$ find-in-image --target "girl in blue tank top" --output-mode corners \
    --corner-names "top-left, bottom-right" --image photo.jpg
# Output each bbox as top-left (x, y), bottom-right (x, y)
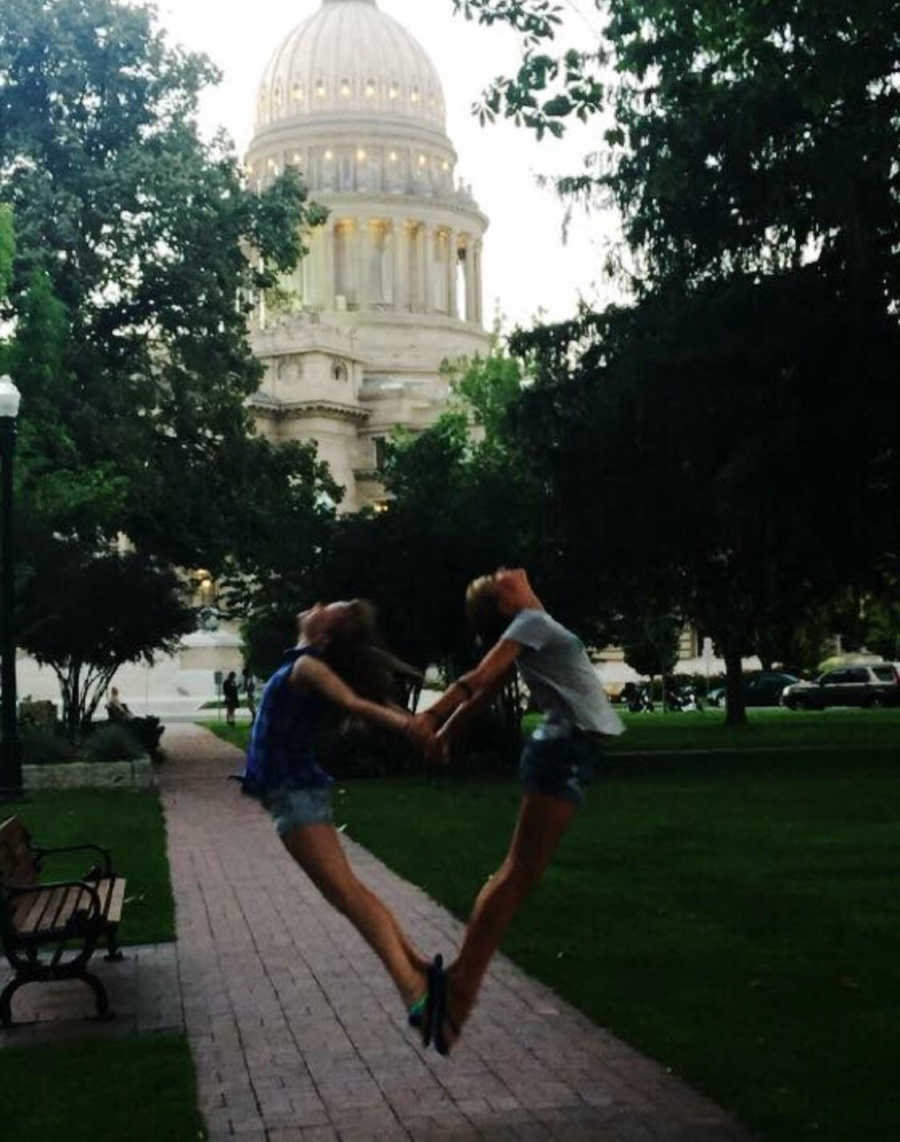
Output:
top-left (241, 599), bottom-right (443, 1047)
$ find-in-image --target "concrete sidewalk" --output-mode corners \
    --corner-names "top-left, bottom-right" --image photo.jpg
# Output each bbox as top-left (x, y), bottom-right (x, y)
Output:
top-left (159, 724), bottom-right (755, 1142)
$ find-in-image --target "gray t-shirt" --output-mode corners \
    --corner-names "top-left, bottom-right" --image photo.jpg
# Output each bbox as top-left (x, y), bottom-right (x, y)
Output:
top-left (503, 609), bottom-right (625, 737)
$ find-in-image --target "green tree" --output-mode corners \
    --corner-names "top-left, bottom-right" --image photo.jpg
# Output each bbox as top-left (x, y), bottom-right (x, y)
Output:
top-left (0, 0), bottom-right (330, 567)
top-left (19, 551), bottom-right (196, 737)
top-left (0, 205), bottom-right (12, 298)
top-left (621, 613), bottom-right (680, 701)
top-left (241, 345), bottom-right (542, 679)
top-left (0, 0), bottom-right (335, 727)
top-left (456, 0), bottom-right (900, 724)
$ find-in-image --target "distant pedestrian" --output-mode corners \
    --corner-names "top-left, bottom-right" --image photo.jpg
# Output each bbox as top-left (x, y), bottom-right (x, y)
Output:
top-left (223, 671), bottom-right (239, 726)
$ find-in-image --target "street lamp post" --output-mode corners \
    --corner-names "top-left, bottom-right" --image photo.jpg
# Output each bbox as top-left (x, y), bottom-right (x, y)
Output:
top-left (0, 375), bottom-right (23, 801)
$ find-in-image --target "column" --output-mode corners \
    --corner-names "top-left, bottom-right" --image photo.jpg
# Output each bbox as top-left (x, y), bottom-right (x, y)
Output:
top-left (392, 220), bottom-right (406, 310)
top-left (409, 223), bottom-right (422, 312)
top-left (358, 218), bottom-right (372, 310)
top-left (350, 219), bottom-right (362, 307)
top-left (463, 236), bottom-right (477, 323)
top-left (421, 224), bottom-right (435, 312)
top-left (473, 238), bottom-right (484, 325)
top-left (447, 228), bottom-right (458, 319)
top-left (321, 218), bottom-right (335, 310)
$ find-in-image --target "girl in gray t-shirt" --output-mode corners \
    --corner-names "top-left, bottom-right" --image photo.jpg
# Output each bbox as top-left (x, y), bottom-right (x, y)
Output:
top-left (414, 568), bottom-right (625, 1055)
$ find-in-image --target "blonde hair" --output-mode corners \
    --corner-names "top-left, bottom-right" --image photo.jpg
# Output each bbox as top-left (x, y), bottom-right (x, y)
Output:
top-left (465, 576), bottom-right (507, 645)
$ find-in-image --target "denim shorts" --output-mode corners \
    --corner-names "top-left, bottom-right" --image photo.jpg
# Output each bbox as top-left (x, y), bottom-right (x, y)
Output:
top-left (519, 730), bottom-right (602, 805)
top-left (263, 785), bottom-right (334, 836)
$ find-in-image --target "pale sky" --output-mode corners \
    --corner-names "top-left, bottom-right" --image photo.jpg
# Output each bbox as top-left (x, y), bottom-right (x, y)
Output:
top-left (155, 0), bottom-right (621, 330)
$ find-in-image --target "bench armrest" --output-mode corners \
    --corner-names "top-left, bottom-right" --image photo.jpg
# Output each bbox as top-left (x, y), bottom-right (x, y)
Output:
top-left (33, 845), bottom-right (114, 877)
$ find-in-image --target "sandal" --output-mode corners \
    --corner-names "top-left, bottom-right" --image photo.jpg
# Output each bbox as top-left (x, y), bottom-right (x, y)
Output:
top-left (431, 964), bottom-right (459, 1057)
top-left (408, 954), bottom-right (443, 1048)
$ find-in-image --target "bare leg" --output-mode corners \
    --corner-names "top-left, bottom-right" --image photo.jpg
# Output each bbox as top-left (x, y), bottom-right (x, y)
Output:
top-left (445, 794), bottom-right (577, 1043)
top-left (281, 823), bottom-right (428, 1007)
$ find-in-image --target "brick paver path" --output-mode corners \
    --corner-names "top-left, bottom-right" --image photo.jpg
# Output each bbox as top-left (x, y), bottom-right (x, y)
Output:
top-left (159, 723), bottom-right (754, 1142)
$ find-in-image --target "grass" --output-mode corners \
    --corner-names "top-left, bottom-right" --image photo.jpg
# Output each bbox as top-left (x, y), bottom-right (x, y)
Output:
top-left (201, 720), bottom-right (252, 752)
top-left (563, 706), bottom-right (900, 752)
top-left (2, 1034), bottom-right (203, 1141)
top-left (209, 707), bottom-right (900, 758)
top-left (0, 790), bottom-right (175, 945)
top-left (0, 794), bottom-right (193, 1138)
top-left (336, 750), bottom-right (900, 1142)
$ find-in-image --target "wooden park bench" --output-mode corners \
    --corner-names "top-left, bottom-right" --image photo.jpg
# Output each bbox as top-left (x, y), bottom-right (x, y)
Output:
top-left (0, 816), bottom-right (127, 1027)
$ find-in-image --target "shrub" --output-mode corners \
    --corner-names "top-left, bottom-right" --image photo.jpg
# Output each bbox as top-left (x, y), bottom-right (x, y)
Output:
top-left (20, 725), bottom-right (77, 766)
top-left (81, 723), bottom-right (145, 763)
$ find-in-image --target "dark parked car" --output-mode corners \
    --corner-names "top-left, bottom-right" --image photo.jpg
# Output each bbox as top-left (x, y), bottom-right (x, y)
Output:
top-left (706, 672), bottom-right (799, 708)
top-left (781, 664), bottom-right (900, 710)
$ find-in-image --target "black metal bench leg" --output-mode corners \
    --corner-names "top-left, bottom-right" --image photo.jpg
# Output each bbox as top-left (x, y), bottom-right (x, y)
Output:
top-left (83, 971), bottom-right (113, 1021)
top-left (104, 923), bottom-right (123, 963)
top-left (1, 975), bottom-right (24, 1028)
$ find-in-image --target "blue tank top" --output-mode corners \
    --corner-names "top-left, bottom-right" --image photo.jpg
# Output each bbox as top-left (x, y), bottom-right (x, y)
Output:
top-left (243, 647), bottom-right (333, 792)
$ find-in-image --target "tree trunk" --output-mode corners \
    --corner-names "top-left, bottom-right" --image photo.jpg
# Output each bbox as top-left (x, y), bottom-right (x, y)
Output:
top-left (724, 650), bottom-right (747, 727)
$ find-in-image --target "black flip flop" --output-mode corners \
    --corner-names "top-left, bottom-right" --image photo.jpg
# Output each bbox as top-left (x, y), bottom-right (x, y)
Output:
top-left (430, 956), bottom-right (457, 1056)
top-left (408, 955), bottom-right (443, 1048)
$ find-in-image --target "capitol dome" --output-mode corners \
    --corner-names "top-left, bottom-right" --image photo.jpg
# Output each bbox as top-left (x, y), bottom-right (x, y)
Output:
top-left (247, 0), bottom-right (490, 514)
top-left (255, 0), bottom-right (446, 137)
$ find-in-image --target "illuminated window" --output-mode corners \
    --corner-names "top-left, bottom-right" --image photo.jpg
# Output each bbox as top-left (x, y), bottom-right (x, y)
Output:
top-left (411, 87), bottom-right (420, 103)
top-left (341, 79), bottom-right (351, 96)
top-left (365, 80), bottom-right (376, 97)
top-left (316, 80), bottom-right (326, 97)
top-left (357, 148), bottom-right (367, 161)
top-left (389, 83), bottom-right (399, 100)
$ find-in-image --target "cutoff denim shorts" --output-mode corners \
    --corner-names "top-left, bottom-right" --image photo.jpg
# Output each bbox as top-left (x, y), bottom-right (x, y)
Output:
top-left (519, 726), bottom-right (603, 805)
top-left (263, 784), bottom-right (334, 836)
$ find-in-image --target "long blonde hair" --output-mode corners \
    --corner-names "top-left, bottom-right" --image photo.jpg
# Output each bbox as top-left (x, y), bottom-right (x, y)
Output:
top-left (323, 600), bottom-right (419, 704)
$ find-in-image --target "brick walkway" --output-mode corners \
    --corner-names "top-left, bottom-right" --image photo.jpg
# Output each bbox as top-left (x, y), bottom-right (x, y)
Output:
top-left (158, 724), bottom-right (755, 1142)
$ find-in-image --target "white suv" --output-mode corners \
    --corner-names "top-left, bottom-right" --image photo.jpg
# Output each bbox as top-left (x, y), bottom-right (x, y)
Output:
top-left (782, 664), bottom-right (900, 710)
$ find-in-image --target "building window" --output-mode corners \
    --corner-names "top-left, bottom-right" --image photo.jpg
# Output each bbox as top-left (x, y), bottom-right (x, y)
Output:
top-left (374, 437), bottom-right (389, 471)
top-left (332, 360), bottom-right (348, 383)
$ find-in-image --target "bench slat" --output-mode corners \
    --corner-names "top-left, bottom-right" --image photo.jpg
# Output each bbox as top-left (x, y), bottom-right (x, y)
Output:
top-left (19, 886), bottom-right (68, 935)
top-left (101, 878), bottom-right (127, 925)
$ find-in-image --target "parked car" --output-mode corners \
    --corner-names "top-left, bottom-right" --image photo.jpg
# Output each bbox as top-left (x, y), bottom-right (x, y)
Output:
top-left (706, 673), bottom-right (799, 708)
top-left (781, 664), bottom-right (900, 710)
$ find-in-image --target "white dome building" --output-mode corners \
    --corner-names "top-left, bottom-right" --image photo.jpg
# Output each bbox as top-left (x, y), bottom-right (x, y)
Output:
top-left (247, 0), bottom-right (490, 510)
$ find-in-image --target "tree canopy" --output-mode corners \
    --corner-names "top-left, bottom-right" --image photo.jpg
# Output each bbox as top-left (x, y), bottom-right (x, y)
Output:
top-left (454, 0), bottom-right (900, 722)
top-left (0, 0), bottom-right (334, 728)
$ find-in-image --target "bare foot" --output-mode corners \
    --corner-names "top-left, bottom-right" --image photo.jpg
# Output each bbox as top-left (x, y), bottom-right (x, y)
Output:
top-left (402, 965), bottom-right (429, 1012)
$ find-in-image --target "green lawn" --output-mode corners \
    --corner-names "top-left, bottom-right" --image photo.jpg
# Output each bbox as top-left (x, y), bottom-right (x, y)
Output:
top-left (0, 793), bottom-right (192, 1138)
top-left (210, 707), bottom-right (900, 757)
top-left (607, 707), bottom-right (900, 752)
top-left (0, 790), bottom-right (175, 945)
top-left (336, 753), bottom-right (900, 1142)
top-left (3, 1034), bottom-right (203, 1141)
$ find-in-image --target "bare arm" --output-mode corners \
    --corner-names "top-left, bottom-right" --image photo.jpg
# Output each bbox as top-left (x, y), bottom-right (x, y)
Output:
top-left (292, 655), bottom-right (416, 739)
top-left (416, 639), bottom-right (524, 757)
